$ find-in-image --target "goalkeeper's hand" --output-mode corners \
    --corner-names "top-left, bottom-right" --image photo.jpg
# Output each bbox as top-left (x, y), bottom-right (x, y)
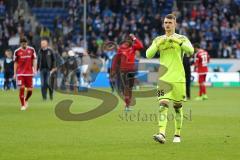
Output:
top-left (154, 37), bottom-right (166, 48)
top-left (167, 37), bottom-right (183, 45)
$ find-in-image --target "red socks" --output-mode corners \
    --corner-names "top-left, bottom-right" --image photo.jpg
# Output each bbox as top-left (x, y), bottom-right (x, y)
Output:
top-left (125, 96), bottom-right (130, 107)
top-left (19, 87), bottom-right (25, 106)
top-left (199, 84), bottom-right (206, 96)
top-left (25, 90), bottom-right (32, 101)
top-left (19, 88), bottom-right (33, 106)
top-left (202, 85), bottom-right (206, 95)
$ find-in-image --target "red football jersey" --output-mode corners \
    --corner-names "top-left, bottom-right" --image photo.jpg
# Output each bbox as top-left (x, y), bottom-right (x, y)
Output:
top-left (112, 38), bottom-right (143, 71)
top-left (194, 49), bottom-right (210, 74)
top-left (13, 46), bottom-right (37, 76)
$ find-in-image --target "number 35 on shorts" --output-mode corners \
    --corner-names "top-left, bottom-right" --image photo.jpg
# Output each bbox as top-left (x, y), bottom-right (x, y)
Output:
top-left (157, 90), bottom-right (165, 97)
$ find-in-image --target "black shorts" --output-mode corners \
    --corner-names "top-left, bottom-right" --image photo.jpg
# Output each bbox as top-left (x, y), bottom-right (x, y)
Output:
top-left (4, 72), bottom-right (14, 79)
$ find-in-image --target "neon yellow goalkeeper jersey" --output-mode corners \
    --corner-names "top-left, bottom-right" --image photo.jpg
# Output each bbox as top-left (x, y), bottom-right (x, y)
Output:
top-left (146, 33), bottom-right (194, 83)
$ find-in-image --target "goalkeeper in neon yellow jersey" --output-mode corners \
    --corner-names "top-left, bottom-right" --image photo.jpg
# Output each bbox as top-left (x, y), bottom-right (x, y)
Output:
top-left (146, 14), bottom-right (194, 144)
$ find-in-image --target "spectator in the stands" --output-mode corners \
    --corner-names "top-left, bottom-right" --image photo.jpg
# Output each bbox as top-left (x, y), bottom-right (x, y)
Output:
top-left (8, 32), bottom-right (20, 51)
top-left (234, 41), bottom-right (240, 59)
top-left (221, 43), bottom-right (232, 58)
top-left (40, 26), bottom-right (50, 38)
top-left (1, 0), bottom-right (239, 59)
top-left (0, 0), bottom-right (5, 20)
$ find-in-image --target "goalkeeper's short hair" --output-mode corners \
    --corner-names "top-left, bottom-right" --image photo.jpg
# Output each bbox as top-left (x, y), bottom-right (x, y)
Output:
top-left (165, 14), bottom-right (176, 20)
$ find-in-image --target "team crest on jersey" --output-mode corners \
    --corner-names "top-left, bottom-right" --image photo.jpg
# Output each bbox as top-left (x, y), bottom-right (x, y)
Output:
top-left (27, 50), bottom-right (31, 54)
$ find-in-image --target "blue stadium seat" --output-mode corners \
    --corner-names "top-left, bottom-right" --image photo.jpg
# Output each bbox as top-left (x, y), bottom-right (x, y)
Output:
top-left (31, 7), bottom-right (68, 31)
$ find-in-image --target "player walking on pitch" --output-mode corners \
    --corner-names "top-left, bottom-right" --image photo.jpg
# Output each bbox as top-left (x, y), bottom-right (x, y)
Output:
top-left (194, 43), bottom-right (210, 100)
top-left (146, 14), bottom-right (194, 143)
top-left (111, 34), bottom-right (143, 111)
top-left (14, 37), bottom-right (37, 111)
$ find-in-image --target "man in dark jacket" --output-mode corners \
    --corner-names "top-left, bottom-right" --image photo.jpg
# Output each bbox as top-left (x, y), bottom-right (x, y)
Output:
top-left (37, 38), bottom-right (56, 100)
top-left (183, 55), bottom-right (191, 99)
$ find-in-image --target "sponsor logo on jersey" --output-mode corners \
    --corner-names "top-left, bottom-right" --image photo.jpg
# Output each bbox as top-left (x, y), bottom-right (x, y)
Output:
top-left (20, 55), bottom-right (32, 58)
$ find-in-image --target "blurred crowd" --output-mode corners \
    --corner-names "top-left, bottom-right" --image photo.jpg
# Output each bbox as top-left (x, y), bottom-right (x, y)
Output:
top-left (57, 0), bottom-right (240, 58)
top-left (175, 0), bottom-right (240, 58)
top-left (0, 0), bottom-right (240, 59)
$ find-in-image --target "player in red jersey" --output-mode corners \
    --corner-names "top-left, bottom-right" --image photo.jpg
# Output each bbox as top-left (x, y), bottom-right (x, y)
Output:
top-left (193, 43), bottom-right (210, 100)
top-left (13, 37), bottom-right (37, 110)
top-left (111, 34), bottom-right (143, 111)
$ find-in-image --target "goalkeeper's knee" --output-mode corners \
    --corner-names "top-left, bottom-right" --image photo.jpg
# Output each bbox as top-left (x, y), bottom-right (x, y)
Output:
top-left (159, 99), bottom-right (169, 107)
top-left (173, 103), bottom-right (182, 113)
top-left (159, 100), bottom-right (169, 113)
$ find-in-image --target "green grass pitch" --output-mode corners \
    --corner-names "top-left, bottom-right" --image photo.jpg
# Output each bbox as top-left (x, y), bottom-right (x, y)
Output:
top-left (0, 87), bottom-right (240, 160)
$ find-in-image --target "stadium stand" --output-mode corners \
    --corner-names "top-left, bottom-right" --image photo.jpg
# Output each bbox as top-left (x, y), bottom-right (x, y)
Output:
top-left (0, 0), bottom-right (239, 59)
